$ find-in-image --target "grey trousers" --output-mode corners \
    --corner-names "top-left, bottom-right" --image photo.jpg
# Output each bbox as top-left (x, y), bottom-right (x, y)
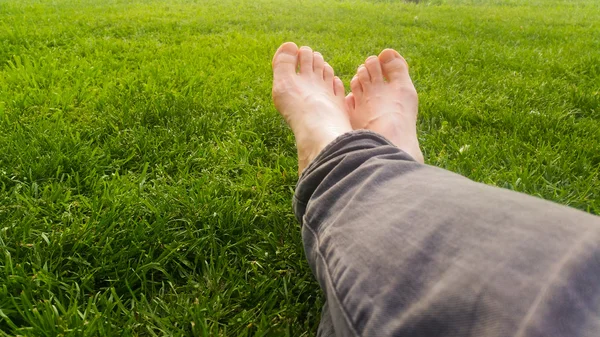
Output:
top-left (293, 131), bottom-right (600, 337)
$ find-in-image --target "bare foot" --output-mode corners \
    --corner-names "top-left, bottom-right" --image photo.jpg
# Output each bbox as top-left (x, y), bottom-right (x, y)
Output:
top-left (346, 49), bottom-right (424, 163)
top-left (272, 42), bottom-right (352, 174)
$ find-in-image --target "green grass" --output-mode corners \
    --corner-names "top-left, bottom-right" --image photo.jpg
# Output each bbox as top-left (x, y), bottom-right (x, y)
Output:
top-left (0, 0), bottom-right (599, 335)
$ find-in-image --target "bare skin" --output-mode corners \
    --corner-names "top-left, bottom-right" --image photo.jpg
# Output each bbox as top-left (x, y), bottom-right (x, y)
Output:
top-left (346, 50), bottom-right (424, 163)
top-left (272, 43), bottom-right (423, 174)
top-left (272, 42), bottom-right (351, 174)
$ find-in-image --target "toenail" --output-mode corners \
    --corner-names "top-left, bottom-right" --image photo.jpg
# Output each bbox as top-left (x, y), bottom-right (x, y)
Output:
top-left (381, 53), bottom-right (400, 64)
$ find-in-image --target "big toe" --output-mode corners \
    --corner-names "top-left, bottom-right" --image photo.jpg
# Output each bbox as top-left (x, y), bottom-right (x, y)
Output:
top-left (273, 42), bottom-right (299, 77)
top-left (378, 49), bottom-right (409, 82)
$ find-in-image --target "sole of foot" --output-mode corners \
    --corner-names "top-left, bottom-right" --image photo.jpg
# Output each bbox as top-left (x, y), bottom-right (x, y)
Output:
top-left (346, 49), bottom-right (424, 164)
top-left (272, 42), bottom-right (353, 174)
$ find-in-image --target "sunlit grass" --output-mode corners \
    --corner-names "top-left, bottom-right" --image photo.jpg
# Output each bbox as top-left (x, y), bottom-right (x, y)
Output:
top-left (1, 0), bottom-right (599, 335)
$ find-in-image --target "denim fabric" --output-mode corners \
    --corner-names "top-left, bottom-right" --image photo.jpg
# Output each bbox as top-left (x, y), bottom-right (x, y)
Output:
top-left (294, 130), bottom-right (600, 337)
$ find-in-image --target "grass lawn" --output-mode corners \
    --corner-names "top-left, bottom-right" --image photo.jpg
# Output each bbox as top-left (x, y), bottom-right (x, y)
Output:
top-left (1, 0), bottom-right (599, 335)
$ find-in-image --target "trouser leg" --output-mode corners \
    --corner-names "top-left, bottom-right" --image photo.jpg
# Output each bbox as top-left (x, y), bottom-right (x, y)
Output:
top-left (316, 301), bottom-right (336, 337)
top-left (294, 130), bottom-right (600, 337)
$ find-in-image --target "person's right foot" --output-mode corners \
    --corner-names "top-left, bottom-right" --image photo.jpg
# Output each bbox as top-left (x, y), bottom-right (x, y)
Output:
top-left (272, 42), bottom-right (352, 174)
top-left (346, 49), bottom-right (424, 163)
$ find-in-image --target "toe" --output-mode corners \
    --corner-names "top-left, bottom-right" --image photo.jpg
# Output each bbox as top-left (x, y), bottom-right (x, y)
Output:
top-left (323, 62), bottom-right (334, 84)
top-left (350, 75), bottom-right (363, 98)
top-left (345, 92), bottom-right (355, 112)
top-left (313, 52), bottom-right (325, 75)
top-left (334, 76), bottom-right (345, 97)
top-left (378, 48), bottom-right (409, 82)
top-left (299, 46), bottom-right (314, 75)
top-left (365, 55), bottom-right (384, 83)
top-left (357, 64), bottom-right (371, 88)
top-left (272, 42), bottom-right (299, 76)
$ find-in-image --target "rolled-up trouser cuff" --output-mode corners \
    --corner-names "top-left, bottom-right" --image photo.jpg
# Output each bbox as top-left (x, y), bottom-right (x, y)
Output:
top-left (293, 130), bottom-right (415, 224)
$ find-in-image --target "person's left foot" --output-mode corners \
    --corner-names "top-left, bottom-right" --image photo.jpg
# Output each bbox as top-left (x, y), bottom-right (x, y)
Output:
top-left (345, 50), bottom-right (424, 163)
top-left (272, 42), bottom-right (352, 174)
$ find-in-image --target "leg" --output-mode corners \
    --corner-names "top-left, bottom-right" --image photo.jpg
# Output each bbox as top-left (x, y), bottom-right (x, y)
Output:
top-left (272, 43), bottom-right (600, 336)
top-left (295, 130), bottom-right (600, 337)
top-left (316, 301), bottom-right (336, 337)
